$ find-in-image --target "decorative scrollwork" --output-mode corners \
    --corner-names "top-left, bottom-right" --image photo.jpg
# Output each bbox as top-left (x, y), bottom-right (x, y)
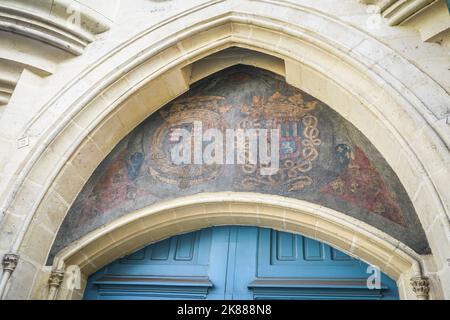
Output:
top-left (410, 276), bottom-right (430, 300)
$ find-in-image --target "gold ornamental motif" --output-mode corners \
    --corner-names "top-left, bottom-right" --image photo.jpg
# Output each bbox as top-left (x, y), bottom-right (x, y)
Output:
top-left (239, 92), bottom-right (322, 191)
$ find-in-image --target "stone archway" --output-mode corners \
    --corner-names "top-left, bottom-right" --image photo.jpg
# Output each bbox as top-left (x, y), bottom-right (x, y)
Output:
top-left (48, 193), bottom-right (422, 300)
top-left (0, 1), bottom-right (448, 299)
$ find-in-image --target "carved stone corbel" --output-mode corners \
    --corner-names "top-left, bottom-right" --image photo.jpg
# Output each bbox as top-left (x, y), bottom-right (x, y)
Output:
top-left (49, 270), bottom-right (65, 288)
top-left (410, 276), bottom-right (430, 300)
top-left (2, 254), bottom-right (19, 273)
top-left (47, 269), bottom-right (65, 300)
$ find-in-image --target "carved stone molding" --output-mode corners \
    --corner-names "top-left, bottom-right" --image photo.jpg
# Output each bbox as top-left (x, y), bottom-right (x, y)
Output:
top-left (0, 0), bottom-right (112, 55)
top-left (1, 253), bottom-right (19, 273)
top-left (47, 269), bottom-right (66, 300)
top-left (48, 269), bottom-right (65, 289)
top-left (410, 276), bottom-right (430, 300)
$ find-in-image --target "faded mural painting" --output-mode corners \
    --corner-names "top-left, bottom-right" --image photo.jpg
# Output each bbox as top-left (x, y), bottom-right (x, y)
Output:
top-left (49, 66), bottom-right (429, 260)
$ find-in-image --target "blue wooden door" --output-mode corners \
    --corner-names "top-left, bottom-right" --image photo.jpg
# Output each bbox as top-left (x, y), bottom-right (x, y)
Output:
top-left (84, 226), bottom-right (398, 300)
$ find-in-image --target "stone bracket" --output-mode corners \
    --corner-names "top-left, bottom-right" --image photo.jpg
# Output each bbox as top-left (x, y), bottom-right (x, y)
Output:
top-left (47, 269), bottom-right (65, 300)
top-left (410, 275), bottom-right (430, 300)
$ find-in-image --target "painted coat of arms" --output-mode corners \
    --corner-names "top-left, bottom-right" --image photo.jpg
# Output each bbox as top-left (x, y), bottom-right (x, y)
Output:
top-left (238, 91), bottom-right (321, 191)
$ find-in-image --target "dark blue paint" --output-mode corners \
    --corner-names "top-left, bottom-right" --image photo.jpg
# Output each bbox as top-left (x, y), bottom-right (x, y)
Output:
top-left (126, 152), bottom-right (144, 180)
top-left (84, 226), bottom-right (399, 300)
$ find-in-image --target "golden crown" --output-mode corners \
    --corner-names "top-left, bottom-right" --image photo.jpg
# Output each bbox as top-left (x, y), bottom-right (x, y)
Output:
top-left (241, 92), bottom-right (318, 119)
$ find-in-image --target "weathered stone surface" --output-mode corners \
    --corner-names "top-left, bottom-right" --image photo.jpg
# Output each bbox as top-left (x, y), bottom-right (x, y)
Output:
top-left (50, 66), bottom-right (429, 261)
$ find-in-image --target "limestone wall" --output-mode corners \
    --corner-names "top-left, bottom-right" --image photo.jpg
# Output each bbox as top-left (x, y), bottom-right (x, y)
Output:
top-left (0, 0), bottom-right (448, 299)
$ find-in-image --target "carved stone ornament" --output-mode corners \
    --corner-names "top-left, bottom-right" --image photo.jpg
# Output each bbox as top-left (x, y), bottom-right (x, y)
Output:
top-left (48, 270), bottom-right (65, 289)
top-left (410, 276), bottom-right (430, 300)
top-left (2, 254), bottom-right (19, 273)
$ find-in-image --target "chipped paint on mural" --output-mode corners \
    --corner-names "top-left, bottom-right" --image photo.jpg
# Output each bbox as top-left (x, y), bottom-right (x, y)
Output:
top-left (50, 66), bottom-right (429, 259)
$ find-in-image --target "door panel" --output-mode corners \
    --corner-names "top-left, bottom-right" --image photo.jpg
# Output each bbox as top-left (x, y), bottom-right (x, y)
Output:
top-left (84, 226), bottom-right (399, 300)
top-left (259, 229), bottom-right (367, 278)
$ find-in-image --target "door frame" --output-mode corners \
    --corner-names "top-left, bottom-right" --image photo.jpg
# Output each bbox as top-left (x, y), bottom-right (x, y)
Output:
top-left (48, 192), bottom-right (424, 300)
top-left (83, 226), bottom-right (400, 300)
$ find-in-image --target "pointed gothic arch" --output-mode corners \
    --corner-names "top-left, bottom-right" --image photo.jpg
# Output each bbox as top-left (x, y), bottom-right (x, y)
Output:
top-left (1, 2), bottom-right (448, 299)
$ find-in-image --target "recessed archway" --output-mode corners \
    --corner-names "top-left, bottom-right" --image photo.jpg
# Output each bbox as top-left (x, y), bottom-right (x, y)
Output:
top-left (1, 2), bottom-right (448, 299)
